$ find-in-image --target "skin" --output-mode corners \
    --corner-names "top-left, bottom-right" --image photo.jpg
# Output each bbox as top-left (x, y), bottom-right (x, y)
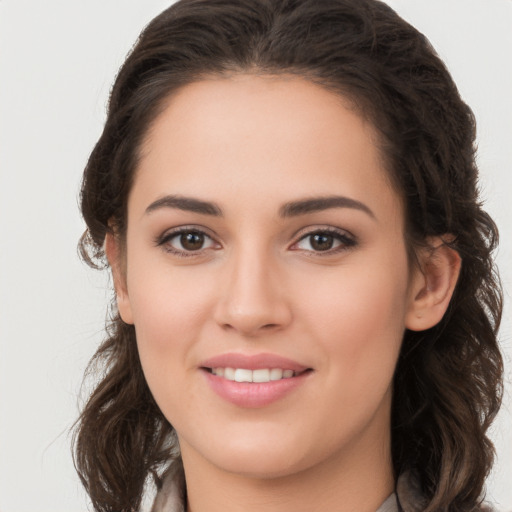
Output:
top-left (107, 74), bottom-right (460, 512)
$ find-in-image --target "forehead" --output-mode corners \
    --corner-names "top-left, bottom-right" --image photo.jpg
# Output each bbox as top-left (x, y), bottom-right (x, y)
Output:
top-left (142, 74), bottom-right (376, 166)
top-left (134, 74), bottom-right (402, 224)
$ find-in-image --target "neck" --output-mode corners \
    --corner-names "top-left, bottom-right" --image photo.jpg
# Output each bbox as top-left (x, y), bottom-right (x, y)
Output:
top-left (181, 422), bottom-right (394, 512)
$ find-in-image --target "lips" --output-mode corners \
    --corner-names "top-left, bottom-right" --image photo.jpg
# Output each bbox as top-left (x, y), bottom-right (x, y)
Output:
top-left (201, 352), bottom-right (309, 372)
top-left (200, 353), bottom-right (313, 408)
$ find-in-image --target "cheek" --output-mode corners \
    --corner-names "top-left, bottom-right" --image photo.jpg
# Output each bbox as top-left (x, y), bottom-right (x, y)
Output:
top-left (125, 260), bottom-right (216, 378)
top-left (127, 274), bottom-right (213, 427)
top-left (297, 250), bottom-right (410, 390)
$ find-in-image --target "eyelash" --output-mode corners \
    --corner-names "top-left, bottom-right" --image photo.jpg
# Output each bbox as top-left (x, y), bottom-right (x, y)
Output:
top-left (291, 227), bottom-right (357, 255)
top-left (155, 226), bottom-right (219, 258)
top-left (155, 226), bottom-right (357, 258)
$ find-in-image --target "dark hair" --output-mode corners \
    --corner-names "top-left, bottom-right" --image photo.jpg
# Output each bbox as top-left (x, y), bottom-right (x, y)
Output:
top-left (75, 1), bottom-right (503, 511)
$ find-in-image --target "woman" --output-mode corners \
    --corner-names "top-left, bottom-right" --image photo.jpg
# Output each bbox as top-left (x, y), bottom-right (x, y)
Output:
top-left (74, 0), bottom-right (503, 511)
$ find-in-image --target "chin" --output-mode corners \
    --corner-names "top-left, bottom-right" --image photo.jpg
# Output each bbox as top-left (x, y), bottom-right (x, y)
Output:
top-left (182, 425), bottom-right (344, 481)
top-left (209, 448), bottom-right (307, 480)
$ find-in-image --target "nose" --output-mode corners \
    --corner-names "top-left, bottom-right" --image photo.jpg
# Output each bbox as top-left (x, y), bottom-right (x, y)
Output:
top-left (213, 249), bottom-right (293, 337)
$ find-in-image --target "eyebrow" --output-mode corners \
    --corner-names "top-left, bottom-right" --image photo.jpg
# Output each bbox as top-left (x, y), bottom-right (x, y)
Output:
top-left (145, 195), bottom-right (223, 216)
top-left (279, 196), bottom-right (375, 219)
top-left (144, 194), bottom-right (375, 219)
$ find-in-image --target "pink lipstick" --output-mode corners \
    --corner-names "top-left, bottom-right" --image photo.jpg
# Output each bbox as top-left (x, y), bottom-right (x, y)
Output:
top-left (200, 353), bottom-right (312, 408)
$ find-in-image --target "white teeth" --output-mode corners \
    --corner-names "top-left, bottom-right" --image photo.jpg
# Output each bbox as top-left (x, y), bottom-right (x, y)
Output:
top-left (270, 368), bottom-right (283, 381)
top-left (252, 369), bottom-right (270, 383)
top-left (211, 367), bottom-right (296, 383)
top-left (224, 367), bottom-right (236, 380)
top-left (234, 368), bottom-right (253, 382)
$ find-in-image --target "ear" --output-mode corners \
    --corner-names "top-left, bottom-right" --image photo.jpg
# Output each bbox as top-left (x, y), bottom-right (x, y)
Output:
top-left (405, 237), bottom-right (461, 332)
top-left (104, 232), bottom-right (134, 325)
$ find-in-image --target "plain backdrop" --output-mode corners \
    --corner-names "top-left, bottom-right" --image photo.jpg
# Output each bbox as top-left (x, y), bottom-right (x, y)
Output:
top-left (0, 1), bottom-right (511, 511)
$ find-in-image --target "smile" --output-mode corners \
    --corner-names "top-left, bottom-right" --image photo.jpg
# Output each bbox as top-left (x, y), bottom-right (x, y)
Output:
top-left (200, 353), bottom-right (313, 407)
top-left (209, 367), bottom-right (296, 382)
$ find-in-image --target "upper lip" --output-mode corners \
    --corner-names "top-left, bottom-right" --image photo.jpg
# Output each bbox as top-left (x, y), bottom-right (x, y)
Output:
top-left (200, 353), bottom-right (311, 372)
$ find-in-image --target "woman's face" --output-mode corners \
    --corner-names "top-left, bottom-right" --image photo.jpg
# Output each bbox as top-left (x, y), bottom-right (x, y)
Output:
top-left (114, 75), bottom-right (423, 479)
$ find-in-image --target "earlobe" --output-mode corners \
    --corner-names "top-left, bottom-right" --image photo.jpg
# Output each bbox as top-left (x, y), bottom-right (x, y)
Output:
top-left (405, 237), bottom-right (461, 332)
top-left (104, 232), bottom-right (134, 325)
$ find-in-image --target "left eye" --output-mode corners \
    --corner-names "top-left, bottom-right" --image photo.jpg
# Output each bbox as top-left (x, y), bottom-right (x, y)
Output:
top-left (162, 230), bottom-right (217, 253)
top-left (293, 230), bottom-right (355, 252)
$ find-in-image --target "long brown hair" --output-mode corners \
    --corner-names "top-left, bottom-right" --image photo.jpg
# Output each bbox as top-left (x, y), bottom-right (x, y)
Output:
top-left (74, 1), bottom-right (503, 510)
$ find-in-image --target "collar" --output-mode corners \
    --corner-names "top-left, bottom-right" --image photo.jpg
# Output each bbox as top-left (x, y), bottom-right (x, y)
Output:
top-left (150, 464), bottom-right (423, 512)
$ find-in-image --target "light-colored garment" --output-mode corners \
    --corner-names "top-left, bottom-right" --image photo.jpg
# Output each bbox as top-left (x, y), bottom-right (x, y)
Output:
top-left (150, 462), bottom-right (185, 512)
top-left (150, 462), bottom-right (426, 512)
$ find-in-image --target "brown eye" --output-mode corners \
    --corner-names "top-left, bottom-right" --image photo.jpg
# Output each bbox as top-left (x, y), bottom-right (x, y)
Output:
top-left (310, 233), bottom-right (334, 251)
top-left (180, 232), bottom-right (205, 251)
top-left (158, 228), bottom-right (217, 255)
top-left (292, 229), bottom-right (356, 254)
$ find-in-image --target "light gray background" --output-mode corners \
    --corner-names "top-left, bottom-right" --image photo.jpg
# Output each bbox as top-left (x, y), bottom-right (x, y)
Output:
top-left (0, 1), bottom-right (510, 511)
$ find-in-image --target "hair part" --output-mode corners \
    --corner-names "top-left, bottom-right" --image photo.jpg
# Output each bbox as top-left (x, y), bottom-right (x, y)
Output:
top-left (75, 1), bottom-right (503, 510)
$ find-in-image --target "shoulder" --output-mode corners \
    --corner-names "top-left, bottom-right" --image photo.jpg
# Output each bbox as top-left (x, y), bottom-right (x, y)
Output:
top-left (397, 472), bottom-right (499, 512)
top-left (151, 461), bottom-right (186, 512)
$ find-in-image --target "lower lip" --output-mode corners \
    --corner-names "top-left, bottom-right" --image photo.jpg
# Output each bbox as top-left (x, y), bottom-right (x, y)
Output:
top-left (203, 370), bottom-right (311, 408)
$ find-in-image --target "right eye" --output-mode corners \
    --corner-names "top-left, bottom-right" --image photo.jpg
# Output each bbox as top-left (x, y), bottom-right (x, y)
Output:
top-left (157, 228), bottom-right (218, 257)
top-left (290, 227), bottom-right (357, 255)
